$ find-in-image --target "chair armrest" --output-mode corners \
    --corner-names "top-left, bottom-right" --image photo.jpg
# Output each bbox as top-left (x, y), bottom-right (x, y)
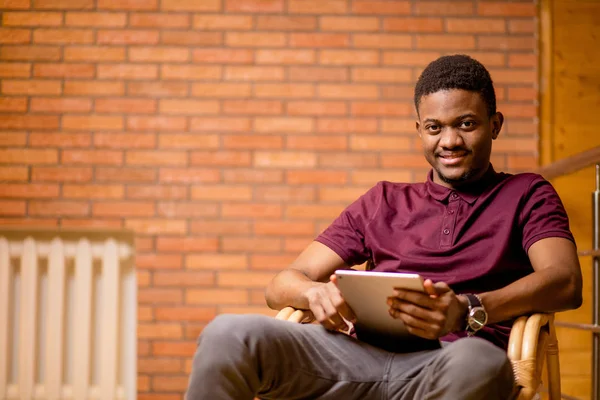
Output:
top-left (275, 306), bottom-right (313, 323)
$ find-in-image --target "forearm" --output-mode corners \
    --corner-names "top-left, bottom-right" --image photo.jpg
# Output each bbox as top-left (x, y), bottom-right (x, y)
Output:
top-left (265, 269), bottom-right (324, 311)
top-left (479, 267), bottom-right (582, 324)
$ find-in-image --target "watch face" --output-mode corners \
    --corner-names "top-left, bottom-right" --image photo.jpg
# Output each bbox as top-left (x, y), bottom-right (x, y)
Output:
top-left (468, 307), bottom-right (487, 330)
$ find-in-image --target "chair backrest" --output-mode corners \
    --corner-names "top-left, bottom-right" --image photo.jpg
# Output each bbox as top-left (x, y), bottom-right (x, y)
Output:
top-left (0, 228), bottom-right (137, 400)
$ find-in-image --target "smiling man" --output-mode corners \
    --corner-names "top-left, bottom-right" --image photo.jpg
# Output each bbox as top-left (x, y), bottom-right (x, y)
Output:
top-left (185, 55), bottom-right (582, 400)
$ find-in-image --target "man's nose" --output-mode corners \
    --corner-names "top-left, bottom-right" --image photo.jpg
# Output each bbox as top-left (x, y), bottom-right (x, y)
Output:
top-left (439, 128), bottom-right (465, 149)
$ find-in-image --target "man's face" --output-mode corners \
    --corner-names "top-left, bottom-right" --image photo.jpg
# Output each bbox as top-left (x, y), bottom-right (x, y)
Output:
top-left (416, 89), bottom-right (503, 189)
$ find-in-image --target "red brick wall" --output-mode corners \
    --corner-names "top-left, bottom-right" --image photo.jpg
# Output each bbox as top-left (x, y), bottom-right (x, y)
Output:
top-left (0, 0), bottom-right (537, 397)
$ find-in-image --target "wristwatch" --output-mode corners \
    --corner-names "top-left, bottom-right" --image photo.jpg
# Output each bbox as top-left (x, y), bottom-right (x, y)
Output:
top-left (464, 294), bottom-right (487, 336)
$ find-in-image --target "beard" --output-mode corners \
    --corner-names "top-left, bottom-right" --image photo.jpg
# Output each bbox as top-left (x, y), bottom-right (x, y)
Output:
top-left (435, 166), bottom-right (481, 186)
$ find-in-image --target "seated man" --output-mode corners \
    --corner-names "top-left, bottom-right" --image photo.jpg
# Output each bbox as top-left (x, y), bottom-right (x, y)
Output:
top-left (185, 55), bottom-right (582, 400)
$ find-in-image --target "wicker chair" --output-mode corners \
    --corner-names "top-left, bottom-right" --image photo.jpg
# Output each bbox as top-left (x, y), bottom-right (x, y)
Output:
top-left (275, 307), bottom-right (561, 400)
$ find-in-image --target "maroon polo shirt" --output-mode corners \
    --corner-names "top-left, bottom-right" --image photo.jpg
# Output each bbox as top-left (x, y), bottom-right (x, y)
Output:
top-left (316, 166), bottom-right (574, 349)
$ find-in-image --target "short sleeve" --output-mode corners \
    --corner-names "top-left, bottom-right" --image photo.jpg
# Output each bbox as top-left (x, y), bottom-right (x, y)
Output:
top-left (520, 176), bottom-right (575, 252)
top-left (315, 182), bottom-right (383, 266)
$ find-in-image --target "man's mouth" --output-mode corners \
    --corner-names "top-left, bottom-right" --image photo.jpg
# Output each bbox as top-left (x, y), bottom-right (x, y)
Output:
top-left (438, 152), bottom-right (468, 166)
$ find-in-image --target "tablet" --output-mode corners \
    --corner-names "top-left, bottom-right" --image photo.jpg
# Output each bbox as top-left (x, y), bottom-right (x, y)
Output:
top-left (335, 269), bottom-right (426, 337)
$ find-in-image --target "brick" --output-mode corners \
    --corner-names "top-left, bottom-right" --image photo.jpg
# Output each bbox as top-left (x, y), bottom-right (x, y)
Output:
top-left (417, 35), bottom-right (475, 50)
top-left (254, 186), bottom-right (316, 202)
top-left (254, 117), bottom-right (313, 133)
top-left (29, 201), bottom-right (89, 216)
top-left (352, 68), bottom-right (411, 83)
top-left (151, 341), bottom-right (196, 357)
top-left (509, 53), bottom-right (536, 68)
top-left (350, 135), bottom-right (411, 151)
top-left (157, 202), bottom-right (218, 218)
top-left (0, 132), bottom-right (27, 146)
top-left (158, 99), bottom-right (219, 116)
top-left (29, 132), bottom-right (91, 147)
top-left (0, 167), bottom-right (27, 181)
top-left (509, 19), bottom-right (534, 34)
top-left (317, 84), bottom-right (377, 99)
top-left (384, 17), bottom-right (443, 32)
top-left (30, 97), bottom-right (92, 113)
top-left (155, 306), bottom-right (216, 321)
top-left (223, 135), bottom-right (283, 150)
top-left (125, 219), bottom-right (186, 235)
top-left (0, 149), bottom-right (57, 164)
top-left (161, 0), bottom-right (220, 11)
top-left (31, 166), bottom-right (92, 182)
top-left (352, 169), bottom-right (412, 184)
top-left (491, 137), bottom-right (537, 153)
top-left (0, 115), bottom-right (59, 130)
top-left (508, 87), bottom-right (536, 102)
top-left (0, 0), bottom-right (30, 9)
top-left (0, 97), bottom-right (27, 112)
top-left (381, 85), bottom-right (414, 100)
top-left (289, 0), bottom-right (346, 14)
top-left (191, 220), bottom-right (251, 235)
top-left (2, 79), bottom-right (61, 95)
top-left (284, 237), bottom-right (313, 253)
top-left (0, 62), bottom-right (31, 78)
top-left (223, 100), bottom-right (282, 115)
top-left (64, 81), bottom-right (125, 96)
top-left (93, 201), bottom-right (154, 217)
top-left (157, 134), bottom-right (219, 150)
top-left (64, 46), bottom-right (125, 62)
top-left (256, 49), bottom-right (315, 65)
top-left (286, 204), bottom-right (345, 219)
top-left (254, 220), bottom-right (314, 236)
top-left (250, 254), bottom-right (296, 270)
top-left (60, 217), bottom-right (122, 228)
top-left (159, 167), bottom-right (219, 183)
top-left (289, 33), bottom-right (349, 48)
top-left (187, 288), bottom-right (249, 305)
top-left (137, 358), bottom-right (182, 374)
top-left (287, 135), bottom-right (347, 151)
top-left (353, 33), bottom-right (412, 49)
top-left (490, 69), bottom-right (535, 85)
top-left (0, 218), bottom-right (58, 227)
top-left (287, 101), bottom-right (346, 116)
top-left (161, 31), bottom-right (222, 46)
top-left (217, 271), bottom-right (275, 288)
top-left (352, 0), bottom-right (410, 14)
top-left (65, 12), bottom-right (126, 27)
top-left (414, 1), bottom-right (473, 15)
top-left (287, 170), bottom-right (348, 185)
top-left (137, 253), bottom-right (182, 270)
top-left (63, 115), bottom-right (123, 131)
top-left (318, 186), bottom-right (370, 203)
top-left (127, 82), bottom-right (187, 97)
top-left (96, 167), bottom-right (155, 182)
top-left (478, 2), bottom-right (535, 17)
top-left (138, 289), bottom-right (182, 305)
top-left (382, 51), bottom-right (442, 66)
top-left (153, 271), bottom-right (214, 287)
top-left (221, 203), bottom-right (282, 219)
top-left (496, 103), bottom-right (535, 118)
top-left (0, 45), bottom-right (60, 61)
top-left (97, 0), bottom-right (157, 10)
top-left (321, 16), bottom-right (379, 32)
top-left (193, 48), bottom-right (253, 64)
top-left (254, 151), bottom-right (317, 168)
top-left (317, 118), bottom-right (377, 134)
top-left (97, 29), bottom-right (159, 45)
top-left (221, 237), bottom-right (281, 253)
top-left (191, 83), bottom-right (251, 98)
top-left (322, 50), bottom-right (379, 66)
top-left (62, 150), bottom-right (123, 165)
top-left (0, 28), bottom-right (31, 44)
top-left (256, 16), bottom-right (316, 31)
top-left (126, 185), bottom-right (187, 200)
top-left (190, 184), bottom-right (252, 201)
top-left (127, 116), bottom-right (186, 131)
top-left (0, 200), bottom-right (26, 216)
top-left (225, 66), bottom-right (285, 81)
top-left (128, 47), bottom-right (189, 63)
top-left (129, 12), bottom-right (190, 28)
top-left (318, 152), bottom-right (378, 168)
top-left (35, 0), bottom-right (93, 8)
top-left (63, 184), bottom-right (124, 199)
top-left (156, 237), bottom-right (218, 253)
top-left (138, 375), bottom-right (150, 391)
top-left (3, 12), bottom-right (62, 26)
top-left (226, 32), bottom-right (286, 48)
top-left (161, 65), bottom-right (221, 81)
top-left (95, 98), bottom-right (156, 114)
top-left (352, 101), bottom-right (412, 117)
top-left (190, 117), bottom-right (250, 132)
top-left (224, 169), bottom-right (283, 184)
top-left (508, 155), bottom-right (537, 170)
top-left (126, 151), bottom-right (187, 167)
top-left (137, 269), bottom-right (152, 286)
top-left (98, 64), bottom-right (159, 80)
top-left (193, 14), bottom-right (252, 30)
top-left (289, 66), bottom-right (349, 83)
top-left (478, 36), bottom-right (534, 51)
top-left (446, 18), bottom-right (506, 33)
top-left (138, 323), bottom-right (183, 341)
top-left (381, 153), bottom-right (429, 169)
top-left (33, 28), bottom-right (93, 44)
top-left (152, 376), bottom-right (189, 392)
top-left (190, 151), bottom-right (251, 167)
top-left (225, 0), bottom-right (283, 12)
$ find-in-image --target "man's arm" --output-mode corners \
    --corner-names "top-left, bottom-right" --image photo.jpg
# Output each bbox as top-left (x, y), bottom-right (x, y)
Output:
top-left (479, 236), bottom-right (583, 324)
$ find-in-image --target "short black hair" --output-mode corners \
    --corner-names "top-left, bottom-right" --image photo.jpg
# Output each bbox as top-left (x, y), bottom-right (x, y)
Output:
top-left (414, 54), bottom-right (496, 116)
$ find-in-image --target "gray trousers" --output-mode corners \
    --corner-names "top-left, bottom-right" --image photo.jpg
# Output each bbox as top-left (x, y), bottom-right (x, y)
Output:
top-left (186, 314), bottom-right (517, 400)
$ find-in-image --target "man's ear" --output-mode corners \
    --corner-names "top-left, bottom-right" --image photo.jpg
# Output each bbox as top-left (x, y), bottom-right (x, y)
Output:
top-left (490, 112), bottom-right (504, 140)
top-left (416, 120), bottom-right (421, 138)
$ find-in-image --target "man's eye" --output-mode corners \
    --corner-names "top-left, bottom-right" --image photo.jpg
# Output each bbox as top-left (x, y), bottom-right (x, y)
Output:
top-left (427, 125), bottom-right (440, 132)
top-left (460, 121), bottom-right (475, 128)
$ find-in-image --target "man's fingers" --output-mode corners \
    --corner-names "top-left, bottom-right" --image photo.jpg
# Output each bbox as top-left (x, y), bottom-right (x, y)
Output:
top-left (389, 309), bottom-right (440, 339)
top-left (392, 289), bottom-right (437, 309)
top-left (432, 281), bottom-right (451, 293)
top-left (387, 298), bottom-right (435, 321)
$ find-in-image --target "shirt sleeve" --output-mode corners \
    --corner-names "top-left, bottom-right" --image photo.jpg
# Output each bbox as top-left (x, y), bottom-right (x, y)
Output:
top-left (520, 175), bottom-right (575, 252)
top-left (315, 182), bottom-right (383, 266)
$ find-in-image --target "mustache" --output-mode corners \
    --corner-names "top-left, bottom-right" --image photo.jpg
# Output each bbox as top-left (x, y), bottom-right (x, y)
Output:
top-left (436, 150), bottom-right (470, 157)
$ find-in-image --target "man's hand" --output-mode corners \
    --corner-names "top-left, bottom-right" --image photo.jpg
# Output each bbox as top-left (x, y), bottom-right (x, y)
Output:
top-left (304, 275), bottom-right (356, 331)
top-left (386, 279), bottom-right (468, 340)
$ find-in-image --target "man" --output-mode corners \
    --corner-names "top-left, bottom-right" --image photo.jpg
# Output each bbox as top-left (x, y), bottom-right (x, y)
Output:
top-left (186, 55), bottom-right (582, 399)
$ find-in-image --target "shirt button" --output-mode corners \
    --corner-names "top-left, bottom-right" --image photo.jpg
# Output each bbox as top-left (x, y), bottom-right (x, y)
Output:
top-left (443, 229), bottom-right (450, 235)
top-left (448, 210), bottom-right (454, 214)
top-left (451, 193), bottom-right (458, 199)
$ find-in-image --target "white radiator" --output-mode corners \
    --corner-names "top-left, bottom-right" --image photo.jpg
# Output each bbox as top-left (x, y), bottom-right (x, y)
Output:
top-left (0, 229), bottom-right (136, 400)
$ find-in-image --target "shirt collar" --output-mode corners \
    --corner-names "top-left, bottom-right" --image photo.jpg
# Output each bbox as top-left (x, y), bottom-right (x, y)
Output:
top-left (425, 165), bottom-right (499, 205)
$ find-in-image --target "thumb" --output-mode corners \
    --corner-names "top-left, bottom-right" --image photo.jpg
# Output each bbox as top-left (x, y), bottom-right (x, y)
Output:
top-left (423, 279), bottom-right (438, 297)
top-left (432, 281), bottom-right (451, 294)
top-left (330, 274), bottom-right (338, 286)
